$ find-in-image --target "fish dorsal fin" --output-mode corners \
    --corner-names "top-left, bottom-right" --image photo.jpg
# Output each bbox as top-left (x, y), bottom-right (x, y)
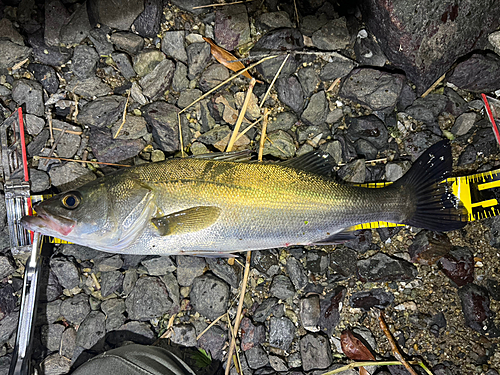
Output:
top-left (281, 151), bottom-right (335, 177)
top-left (152, 206), bottom-right (221, 236)
top-left (190, 150), bottom-right (254, 162)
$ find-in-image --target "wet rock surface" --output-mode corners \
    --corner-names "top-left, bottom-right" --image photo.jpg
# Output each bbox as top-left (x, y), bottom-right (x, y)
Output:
top-left (0, 1), bottom-right (499, 374)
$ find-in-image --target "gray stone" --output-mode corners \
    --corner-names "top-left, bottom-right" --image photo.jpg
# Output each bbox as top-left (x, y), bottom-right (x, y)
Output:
top-left (12, 79), bottom-right (44, 116)
top-left (197, 125), bottom-right (232, 145)
top-left (107, 321), bottom-right (155, 345)
top-left (320, 57), bottom-right (356, 81)
top-left (96, 255), bottom-right (123, 272)
top-left (60, 3), bottom-right (91, 45)
top-left (111, 115), bottom-right (148, 140)
top-left (60, 327), bottom-right (77, 359)
top-left (0, 40), bottom-right (31, 71)
top-left (110, 32), bottom-right (145, 55)
top-left (0, 256), bottom-right (15, 280)
top-left (48, 162), bottom-right (96, 190)
top-left (101, 298), bottom-right (126, 331)
top-left (269, 317), bottom-right (294, 350)
top-left (76, 311), bottom-right (106, 349)
top-left (340, 68), bottom-right (404, 113)
top-left (269, 355), bottom-right (288, 372)
top-left (141, 256), bottom-right (176, 276)
top-left (160, 272), bottom-right (180, 306)
top-left (142, 101), bottom-right (180, 153)
top-left (300, 295), bottom-right (321, 332)
top-left (176, 256), bottom-right (206, 287)
top-left (161, 31), bottom-right (187, 63)
top-left (253, 297), bottom-right (278, 323)
top-left (197, 325), bottom-right (227, 361)
top-left (403, 131), bottom-right (442, 162)
top-left (251, 28), bottom-right (303, 81)
top-left (24, 114), bottom-right (45, 137)
top-left (0, 311), bottom-right (18, 346)
top-left (337, 159), bottom-right (366, 183)
top-left (112, 53), bottom-right (137, 80)
top-left (77, 95), bottom-right (127, 127)
top-left (286, 257), bottom-right (308, 290)
top-left (301, 91), bottom-right (328, 126)
top-left (177, 89), bottom-right (202, 110)
top-left (320, 140), bottom-right (343, 165)
top-left (71, 45), bottom-right (99, 78)
top-left (60, 293), bottom-right (90, 325)
top-left (89, 27), bottom-right (114, 56)
top-left (276, 75), bottom-right (304, 114)
top-left (270, 275), bottom-right (295, 300)
top-left (214, 4), bottom-right (250, 51)
top-left (29, 168), bottom-right (50, 193)
top-left (385, 162), bottom-right (410, 182)
top-left (357, 252), bottom-right (418, 282)
top-left (451, 112), bottom-right (477, 136)
top-left (258, 11), bottom-right (292, 31)
top-left (67, 76), bottom-right (112, 98)
top-left (267, 112), bottom-right (297, 132)
top-left (0, 18), bottom-right (24, 46)
top-left (53, 120), bottom-right (82, 159)
top-left (100, 271), bottom-right (124, 297)
top-left (300, 333), bottom-right (333, 371)
top-left (40, 353), bottom-right (71, 375)
top-left (89, 127), bottom-right (146, 163)
top-left (300, 14), bottom-right (329, 36)
top-left (27, 129), bottom-right (49, 158)
top-left (170, 0), bottom-right (211, 14)
top-left (122, 269), bottom-right (138, 296)
top-left (28, 63), bottom-right (59, 94)
top-left (132, 0), bottom-right (163, 38)
top-left (172, 62), bottom-right (189, 92)
top-left (206, 258), bottom-right (239, 288)
top-left (190, 274), bottom-right (230, 320)
top-left (297, 124), bottom-right (329, 144)
top-left (133, 49), bottom-right (165, 77)
top-left (125, 276), bottom-right (172, 321)
top-left (50, 256), bottom-right (80, 290)
top-left (88, 0), bottom-right (144, 30)
top-left (171, 324), bottom-right (197, 347)
top-left (329, 247), bottom-right (358, 280)
top-left (28, 33), bottom-right (70, 67)
top-left (186, 42), bottom-right (211, 79)
top-left (350, 288), bottom-right (395, 310)
top-left (346, 115), bottom-right (388, 150)
top-left (244, 345), bottom-right (269, 369)
top-left (312, 17), bottom-right (350, 51)
top-left (139, 58), bottom-right (175, 100)
top-left (41, 323), bottom-right (65, 352)
top-left (354, 30), bottom-right (388, 68)
top-left (199, 64), bottom-right (230, 92)
top-left (263, 130), bottom-right (296, 160)
top-left (298, 67), bottom-right (320, 97)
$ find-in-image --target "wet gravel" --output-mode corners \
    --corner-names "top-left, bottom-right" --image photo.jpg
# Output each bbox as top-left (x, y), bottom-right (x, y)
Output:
top-left (0, 0), bottom-right (499, 374)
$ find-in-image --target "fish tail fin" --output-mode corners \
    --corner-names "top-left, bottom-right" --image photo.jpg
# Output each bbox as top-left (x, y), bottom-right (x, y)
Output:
top-left (393, 140), bottom-right (468, 231)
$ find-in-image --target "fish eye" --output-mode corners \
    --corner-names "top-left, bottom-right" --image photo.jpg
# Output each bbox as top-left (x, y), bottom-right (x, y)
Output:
top-left (61, 192), bottom-right (81, 210)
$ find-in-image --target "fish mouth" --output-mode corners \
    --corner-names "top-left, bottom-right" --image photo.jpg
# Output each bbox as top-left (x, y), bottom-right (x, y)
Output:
top-left (21, 207), bottom-right (76, 237)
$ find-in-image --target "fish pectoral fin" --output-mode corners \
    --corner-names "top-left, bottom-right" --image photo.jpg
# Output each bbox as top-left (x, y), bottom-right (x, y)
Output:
top-left (313, 227), bottom-right (356, 245)
top-left (152, 206), bottom-right (221, 236)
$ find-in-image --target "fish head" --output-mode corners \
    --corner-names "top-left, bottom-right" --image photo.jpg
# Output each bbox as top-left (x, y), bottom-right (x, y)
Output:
top-left (21, 180), bottom-right (112, 244)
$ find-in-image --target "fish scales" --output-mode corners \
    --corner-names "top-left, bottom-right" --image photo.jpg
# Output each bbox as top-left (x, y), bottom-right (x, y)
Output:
top-left (21, 141), bottom-right (468, 256)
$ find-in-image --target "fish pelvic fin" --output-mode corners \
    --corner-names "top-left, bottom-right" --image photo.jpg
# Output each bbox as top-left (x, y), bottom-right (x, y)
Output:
top-left (152, 206), bottom-right (221, 236)
top-left (394, 140), bottom-right (468, 231)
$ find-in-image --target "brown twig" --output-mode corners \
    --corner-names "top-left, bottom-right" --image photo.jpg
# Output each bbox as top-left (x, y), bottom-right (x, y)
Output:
top-left (293, 0), bottom-right (299, 25)
top-left (47, 111), bottom-right (54, 145)
top-left (192, 0), bottom-right (253, 9)
top-left (259, 54), bottom-right (290, 108)
top-left (225, 251), bottom-right (252, 375)
top-left (377, 310), bottom-right (418, 375)
top-left (35, 156), bottom-right (131, 168)
top-left (196, 313), bottom-right (225, 340)
top-left (227, 78), bottom-right (256, 152)
top-left (52, 127), bottom-right (83, 135)
top-left (226, 312), bottom-right (243, 375)
top-left (326, 77), bottom-right (342, 92)
top-left (421, 72), bottom-right (446, 98)
top-left (258, 109), bottom-right (269, 162)
top-left (234, 117), bottom-right (262, 142)
top-left (11, 58), bottom-right (29, 71)
top-left (113, 90), bottom-right (131, 139)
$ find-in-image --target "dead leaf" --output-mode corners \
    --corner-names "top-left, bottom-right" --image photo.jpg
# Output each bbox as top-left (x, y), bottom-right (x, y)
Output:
top-left (340, 329), bottom-right (375, 361)
top-left (203, 37), bottom-right (254, 80)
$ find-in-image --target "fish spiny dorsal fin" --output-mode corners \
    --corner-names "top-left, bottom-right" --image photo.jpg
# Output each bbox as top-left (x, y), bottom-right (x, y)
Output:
top-left (280, 151), bottom-right (335, 177)
top-left (189, 150), bottom-right (254, 162)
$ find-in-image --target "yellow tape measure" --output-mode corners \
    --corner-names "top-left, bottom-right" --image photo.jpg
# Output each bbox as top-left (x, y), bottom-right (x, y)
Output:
top-left (353, 168), bottom-right (500, 230)
top-left (33, 168), bottom-right (500, 243)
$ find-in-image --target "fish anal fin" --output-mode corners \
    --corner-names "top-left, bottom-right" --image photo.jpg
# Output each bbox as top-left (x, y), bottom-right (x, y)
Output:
top-left (313, 228), bottom-right (356, 245)
top-left (152, 206), bottom-right (221, 236)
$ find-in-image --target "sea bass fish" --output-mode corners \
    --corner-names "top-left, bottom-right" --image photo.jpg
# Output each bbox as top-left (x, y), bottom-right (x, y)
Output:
top-left (21, 140), bottom-right (467, 256)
